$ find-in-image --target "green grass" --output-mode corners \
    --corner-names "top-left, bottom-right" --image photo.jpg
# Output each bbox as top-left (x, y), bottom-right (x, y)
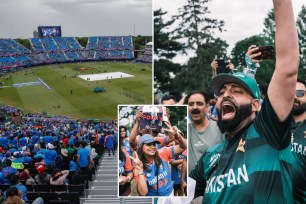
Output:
top-left (0, 62), bottom-right (152, 119)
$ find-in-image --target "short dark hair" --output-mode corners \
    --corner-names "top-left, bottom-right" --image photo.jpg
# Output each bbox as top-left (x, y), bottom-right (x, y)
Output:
top-left (6, 159), bottom-right (12, 167)
top-left (79, 141), bottom-right (87, 147)
top-left (168, 91), bottom-right (182, 102)
top-left (297, 78), bottom-right (306, 88)
top-left (184, 91), bottom-right (209, 105)
top-left (9, 175), bottom-right (19, 184)
top-left (6, 187), bottom-right (18, 197)
top-left (161, 94), bottom-right (177, 104)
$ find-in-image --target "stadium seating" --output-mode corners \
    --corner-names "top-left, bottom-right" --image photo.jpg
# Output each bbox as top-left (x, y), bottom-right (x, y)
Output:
top-left (0, 35), bottom-right (150, 74)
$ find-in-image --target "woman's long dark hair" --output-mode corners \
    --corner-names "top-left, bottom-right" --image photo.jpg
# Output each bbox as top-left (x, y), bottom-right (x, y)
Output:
top-left (119, 140), bottom-right (125, 163)
top-left (137, 143), bottom-right (162, 172)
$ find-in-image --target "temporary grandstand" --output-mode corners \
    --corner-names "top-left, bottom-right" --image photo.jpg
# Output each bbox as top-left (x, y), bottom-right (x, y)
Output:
top-left (135, 42), bottom-right (152, 63)
top-left (0, 36), bottom-right (138, 75)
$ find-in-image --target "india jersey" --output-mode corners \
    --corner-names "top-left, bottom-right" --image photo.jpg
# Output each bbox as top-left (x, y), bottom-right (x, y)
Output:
top-left (291, 120), bottom-right (306, 203)
top-left (119, 149), bottom-right (133, 175)
top-left (190, 95), bottom-right (294, 204)
top-left (123, 139), bottom-right (134, 156)
top-left (141, 146), bottom-right (174, 196)
top-left (171, 151), bottom-right (187, 185)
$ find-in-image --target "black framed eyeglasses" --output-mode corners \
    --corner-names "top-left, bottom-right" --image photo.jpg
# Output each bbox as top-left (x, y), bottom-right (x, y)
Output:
top-left (296, 90), bottom-right (305, 97)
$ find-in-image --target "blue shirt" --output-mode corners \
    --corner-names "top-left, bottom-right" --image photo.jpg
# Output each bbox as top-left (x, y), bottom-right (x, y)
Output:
top-left (13, 158), bottom-right (25, 164)
top-left (2, 166), bottom-right (18, 177)
top-left (0, 137), bottom-right (9, 148)
top-left (123, 139), bottom-right (133, 156)
top-left (43, 149), bottom-right (57, 165)
top-left (68, 137), bottom-right (75, 146)
top-left (19, 137), bottom-right (27, 147)
top-left (69, 161), bottom-right (78, 171)
top-left (9, 138), bottom-right (18, 148)
top-left (0, 172), bottom-right (5, 184)
top-left (77, 148), bottom-right (90, 167)
top-left (32, 135), bottom-right (40, 144)
top-left (105, 135), bottom-right (114, 149)
top-left (42, 136), bottom-right (53, 144)
top-left (13, 184), bottom-right (27, 201)
top-left (144, 147), bottom-right (175, 196)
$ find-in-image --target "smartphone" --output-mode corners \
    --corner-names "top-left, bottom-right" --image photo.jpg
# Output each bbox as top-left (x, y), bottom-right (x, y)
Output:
top-left (253, 46), bottom-right (275, 60)
top-left (216, 59), bottom-right (231, 75)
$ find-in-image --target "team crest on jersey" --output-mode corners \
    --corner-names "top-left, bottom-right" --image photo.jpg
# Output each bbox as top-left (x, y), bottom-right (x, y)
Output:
top-left (209, 153), bottom-right (221, 167)
top-left (236, 138), bottom-right (245, 153)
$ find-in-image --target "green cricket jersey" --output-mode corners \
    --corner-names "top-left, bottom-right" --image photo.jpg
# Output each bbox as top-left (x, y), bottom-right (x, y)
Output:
top-left (291, 120), bottom-right (306, 204)
top-left (190, 95), bottom-right (294, 204)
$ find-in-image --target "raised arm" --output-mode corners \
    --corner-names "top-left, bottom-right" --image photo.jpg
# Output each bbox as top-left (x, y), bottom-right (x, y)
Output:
top-left (268, 0), bottom-right (299, 121)
top-left (180, 157), bottom-right (187, 194)
top-left (133, 152), bottom-right (148, 196)
top-left (129, 111), bottom-right (142, 148)
top-left (164, 122), bottom-right (187, 155)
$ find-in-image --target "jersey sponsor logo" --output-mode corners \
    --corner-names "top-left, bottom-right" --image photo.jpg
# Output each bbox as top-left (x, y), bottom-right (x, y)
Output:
top-left (205, 164), bottom-right (249, 193)
top-left (291, 142), bottom-right (306, 156)
top-left (194, 141), bottom-right (205, 147)
top-left (147, 170), bottom-right (168, 186)
top-left (209, 153), bottom-right (221, 167)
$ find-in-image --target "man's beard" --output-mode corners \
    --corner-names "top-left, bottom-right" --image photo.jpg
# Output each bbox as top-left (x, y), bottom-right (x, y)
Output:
top-left (293, 101), bottom-right (306, 116)
top-left (217, 103), bottom-right (253, 133)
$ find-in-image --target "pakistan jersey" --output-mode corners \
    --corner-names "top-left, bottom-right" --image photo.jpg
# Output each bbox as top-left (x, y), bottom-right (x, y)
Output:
top-left (190, 95), bottom-right (294, 204)
top-left (291, 120), bottom-right (306, 203)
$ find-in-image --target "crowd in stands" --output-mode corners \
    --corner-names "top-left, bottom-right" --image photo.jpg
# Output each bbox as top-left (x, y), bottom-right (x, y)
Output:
top-left (0, 35), bottom-right (145, 74)
top-left (136, 42), bottom-right (152, 63)
top-left (87, 36), bottom-right (134, 60)
top-left (0, 105), bottom-right (118, 203)
top-left (136, 50), bottom-right (152, 63)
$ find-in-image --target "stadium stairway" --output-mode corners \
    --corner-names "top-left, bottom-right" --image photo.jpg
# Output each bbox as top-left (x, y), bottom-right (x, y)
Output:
top-left (81, 150), bottom-right (152, 204)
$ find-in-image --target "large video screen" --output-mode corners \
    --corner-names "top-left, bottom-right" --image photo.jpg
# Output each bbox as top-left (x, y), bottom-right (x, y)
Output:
top-left (38, 26), bottom-right (62, 37)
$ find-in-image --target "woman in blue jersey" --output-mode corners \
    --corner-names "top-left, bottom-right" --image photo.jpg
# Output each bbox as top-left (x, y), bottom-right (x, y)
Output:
top-left (133, 128), bottom-right (186, 197)
top-left (119, 126), bottom-right (133, 156)
top-left (119, 140), bottom-right (133, 196)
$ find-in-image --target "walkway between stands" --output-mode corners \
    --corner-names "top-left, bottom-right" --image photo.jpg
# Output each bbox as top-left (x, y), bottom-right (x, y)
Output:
top-left (81, 150), bottom-right (152, 204)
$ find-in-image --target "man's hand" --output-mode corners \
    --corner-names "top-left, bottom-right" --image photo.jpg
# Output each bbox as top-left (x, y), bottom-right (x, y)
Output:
top-left (164, 122), bottom-right (182, 140)
top-left (135, 111), bottom-right (143, 123)
top-left (226, 62), bottom-right (234, 70)
top-left (211, 59), bottom-right (218, 72)
top-left (246, 45), bottom-right (262, 63)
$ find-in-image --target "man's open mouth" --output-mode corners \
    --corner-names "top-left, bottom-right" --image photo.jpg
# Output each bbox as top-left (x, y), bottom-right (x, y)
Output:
top-left (221, 101), bottom-right (236, 120)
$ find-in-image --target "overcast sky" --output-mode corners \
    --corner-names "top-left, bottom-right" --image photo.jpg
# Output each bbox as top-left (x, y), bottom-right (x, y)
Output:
top-left (155, 0), bottom-right (305, 63)
top-left (0, 0), bottom-right (152, 38)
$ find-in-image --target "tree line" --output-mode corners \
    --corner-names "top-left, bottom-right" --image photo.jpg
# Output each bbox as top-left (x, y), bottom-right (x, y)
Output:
top-left (154, 1), bottom-right (306, 95)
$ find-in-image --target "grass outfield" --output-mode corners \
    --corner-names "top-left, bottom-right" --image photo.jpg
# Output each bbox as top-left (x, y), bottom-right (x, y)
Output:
top-left (0, 62), bottom-right (152, 119)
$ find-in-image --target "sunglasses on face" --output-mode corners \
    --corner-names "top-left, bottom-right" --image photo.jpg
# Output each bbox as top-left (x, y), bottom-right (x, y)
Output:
top-left (296, 90), bottom-right (305, 97)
